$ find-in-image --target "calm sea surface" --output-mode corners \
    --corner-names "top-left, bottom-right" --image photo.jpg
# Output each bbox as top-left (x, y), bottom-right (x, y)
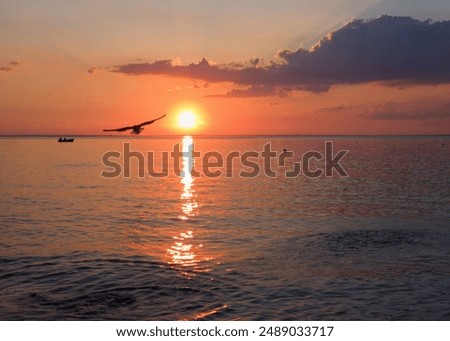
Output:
top-left (0, 136), bottom-right (449, 320)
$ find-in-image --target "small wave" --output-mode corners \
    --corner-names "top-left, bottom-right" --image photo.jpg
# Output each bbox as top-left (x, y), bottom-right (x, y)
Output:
top-left (323, 229), bottom-right (428, 254)
top-left (189, 304), bottom-right (229, 320)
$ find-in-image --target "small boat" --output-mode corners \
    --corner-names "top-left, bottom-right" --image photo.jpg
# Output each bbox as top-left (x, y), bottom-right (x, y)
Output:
top-left (57, 137), bottom-right (75, 142)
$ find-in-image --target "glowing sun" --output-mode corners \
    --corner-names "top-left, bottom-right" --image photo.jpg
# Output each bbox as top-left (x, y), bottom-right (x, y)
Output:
top-left (177, 110), bottom-right (197, 129)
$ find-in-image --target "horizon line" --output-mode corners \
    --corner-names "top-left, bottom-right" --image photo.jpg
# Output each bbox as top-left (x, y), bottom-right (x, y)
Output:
top-left (1, 133), bottom-right (449, 138)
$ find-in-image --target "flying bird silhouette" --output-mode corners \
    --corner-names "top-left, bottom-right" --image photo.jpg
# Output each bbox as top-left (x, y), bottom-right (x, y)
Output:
top-left (103, 114), bottom-right (166, 134)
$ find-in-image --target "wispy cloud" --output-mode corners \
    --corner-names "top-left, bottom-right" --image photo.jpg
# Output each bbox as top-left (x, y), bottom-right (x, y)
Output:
top-left (315, 105), bottom-right (353, 113)
top-left (364, 101), bottom-right (450, 120)
top-left (0, 61), bottom-right (21, 72)
top-left (111, 15), bottom-right (450, 97)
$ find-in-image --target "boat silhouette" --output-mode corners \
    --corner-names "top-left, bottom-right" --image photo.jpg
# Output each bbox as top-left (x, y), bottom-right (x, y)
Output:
top-left (57, 137), bottom-right (75, 142)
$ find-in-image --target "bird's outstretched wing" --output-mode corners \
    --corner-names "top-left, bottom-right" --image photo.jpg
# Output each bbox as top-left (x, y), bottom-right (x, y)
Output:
top-left (103, 114), bottom-right (166, 132)
top-left (139, 114), bottom-right (167, 127)
top-left (103, 125), bottom-right (134, 132)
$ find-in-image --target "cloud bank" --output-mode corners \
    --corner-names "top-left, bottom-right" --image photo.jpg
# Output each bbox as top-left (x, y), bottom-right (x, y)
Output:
top-left (111, 15), bottom-right (450, 97)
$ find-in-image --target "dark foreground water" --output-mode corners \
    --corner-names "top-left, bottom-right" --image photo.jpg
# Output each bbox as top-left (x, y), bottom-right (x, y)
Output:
top-left (0, 136), bottom-right (449, 320)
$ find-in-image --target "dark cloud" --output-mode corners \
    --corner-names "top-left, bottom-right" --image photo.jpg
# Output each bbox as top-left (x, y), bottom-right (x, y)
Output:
top-left (277, 15), bottom-right (450, 84)
top-left (0, 61), bottom-right (21, 72)
top-left (364, 101), bottom-right (450, 120)
top-left (111, 15), bottom-right (450, 97)
top-left (249, 58), bottom-right (261, 66)
top-left (87, 67), bottom-right (98, 74)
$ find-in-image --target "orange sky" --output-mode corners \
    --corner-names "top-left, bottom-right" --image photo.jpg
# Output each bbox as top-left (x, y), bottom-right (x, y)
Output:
top-left (1, 1), bottom-right (450, 135)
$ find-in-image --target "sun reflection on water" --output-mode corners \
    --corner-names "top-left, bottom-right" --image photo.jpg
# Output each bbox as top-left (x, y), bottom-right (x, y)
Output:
top-left (179, 137), bottom-right (198, 220)
top-left (166, 230), bottom-right (197, 266)
top-left (166, 136), bottom-right (210, 274)
top-left (125, 137), bottom-right (212, 276)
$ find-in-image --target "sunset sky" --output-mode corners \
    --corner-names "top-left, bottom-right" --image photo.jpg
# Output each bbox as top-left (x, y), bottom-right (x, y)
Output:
top-left (1, 0), bottom-right (450, 135)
